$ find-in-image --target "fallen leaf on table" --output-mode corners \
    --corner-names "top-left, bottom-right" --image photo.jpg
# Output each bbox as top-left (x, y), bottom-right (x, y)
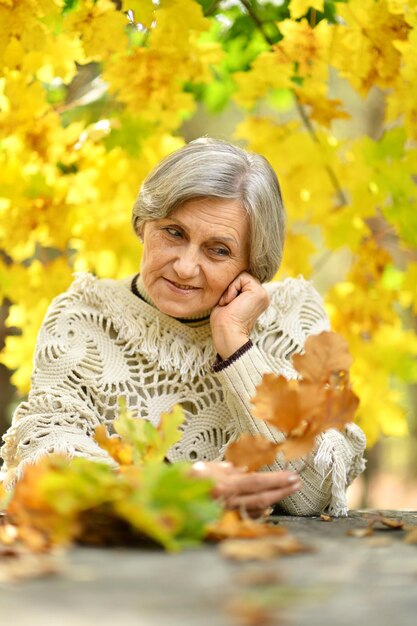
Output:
top-left (347, 527), bottom-right (374, 538)
top-left (379, 516), bottom-right (404, 529)
top-left (225, 434), bottom-right (279, 471)
top-left (220, 538), bottom-right (280, 561)
top-left (225, 597), bottom-right (275, 626)
top-left (268, 533), bottom-right (314, 555)
top-left (366, 515), bottom-right (404, 530)
top-left (206, 510), bottom-right (287, 541)
top-left (219, 534), bottom-right (313, 561)
top-left (233, 568), bottom-right (283, 587)
top-left (404, 528), bottom-right (417, 544)
top-left (367, 536), bottom-right (392, 548)
top-left (0, 545), bottom-right (64, 582)
top-left (320, 514), bottom-right (332, 522)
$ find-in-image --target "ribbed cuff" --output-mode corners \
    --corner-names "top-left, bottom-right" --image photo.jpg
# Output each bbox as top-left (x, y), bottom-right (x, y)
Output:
top-left (212, 339), bottom-right (253, 372)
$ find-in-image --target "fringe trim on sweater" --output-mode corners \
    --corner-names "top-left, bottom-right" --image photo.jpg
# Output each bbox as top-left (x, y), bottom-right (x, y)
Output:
top-left (314, 424), bottom-right (367, 517)
top-left (70, 273), bottom-right (216, 381)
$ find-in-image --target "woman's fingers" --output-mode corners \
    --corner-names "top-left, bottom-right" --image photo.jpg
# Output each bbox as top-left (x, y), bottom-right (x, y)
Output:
top-left (211, 470), bottom-right (302, 509)
top-left (211, 273), bottom-right (270, 358)
top-left (224, 481), bottom-right (301, 511)
top-left (191, 463), bottom-right (302, 511)
top-left (213, 470), bottom-right (300, 496)
top-left (218, 280), bottom-right (240, 306)
top-left (218, 272), bottom-right (262, 307)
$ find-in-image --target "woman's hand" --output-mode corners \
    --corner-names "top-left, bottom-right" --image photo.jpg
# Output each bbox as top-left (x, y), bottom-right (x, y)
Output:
top-left (210, 272), bottom-right (270, 359)
top-left (191, 461), bottom-right (301, 517)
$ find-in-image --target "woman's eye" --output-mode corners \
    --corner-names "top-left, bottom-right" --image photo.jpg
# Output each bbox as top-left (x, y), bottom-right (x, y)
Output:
top-left (164, 227), bottom-right (182, 238)
top-left (211, 247), bottom-right (230, 257)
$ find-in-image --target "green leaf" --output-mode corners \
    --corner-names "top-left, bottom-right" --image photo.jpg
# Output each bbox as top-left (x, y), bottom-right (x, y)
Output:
top-left (115, 462), bottom-right (221, 550)
top-left (63, 0), bottom-right (79, 15)
top-left (40, 458), bottom-right (122, 516)
top-left (113, 400), bottom-right (185, 464)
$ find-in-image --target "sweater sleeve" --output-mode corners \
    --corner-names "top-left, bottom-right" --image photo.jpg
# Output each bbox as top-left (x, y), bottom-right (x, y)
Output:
top-left (213, 279), bottom-right (366, 516)
top-left (0, 289), bottom-right (117, 488)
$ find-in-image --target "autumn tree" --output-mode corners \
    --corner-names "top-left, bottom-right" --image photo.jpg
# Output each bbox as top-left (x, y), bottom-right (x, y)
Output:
top-left (1, 0), bottom-right (416, 449)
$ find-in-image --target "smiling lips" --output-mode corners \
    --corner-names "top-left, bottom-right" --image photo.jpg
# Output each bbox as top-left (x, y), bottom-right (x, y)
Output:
top-left (166, 278), bottom-right (200, 292)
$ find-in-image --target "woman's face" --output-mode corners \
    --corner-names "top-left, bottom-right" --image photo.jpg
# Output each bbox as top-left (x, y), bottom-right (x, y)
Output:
top-left (140, 197), bottom-right (250, 318)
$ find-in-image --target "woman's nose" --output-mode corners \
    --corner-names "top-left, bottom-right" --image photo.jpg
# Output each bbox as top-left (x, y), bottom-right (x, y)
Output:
top-left (172, 246), bottom-right (200, 279)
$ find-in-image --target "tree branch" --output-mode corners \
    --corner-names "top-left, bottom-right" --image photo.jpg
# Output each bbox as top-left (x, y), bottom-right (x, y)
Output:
top-left (238, 0), bottom-right (348, 207)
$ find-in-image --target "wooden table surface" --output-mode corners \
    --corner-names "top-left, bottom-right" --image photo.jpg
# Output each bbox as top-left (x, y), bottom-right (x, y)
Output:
top-left (1, 510), bottom-right (416, 626)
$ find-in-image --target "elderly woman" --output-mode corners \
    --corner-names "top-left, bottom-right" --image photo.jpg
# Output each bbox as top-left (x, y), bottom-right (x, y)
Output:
top-left (0, 138), bottom-right (366, 516)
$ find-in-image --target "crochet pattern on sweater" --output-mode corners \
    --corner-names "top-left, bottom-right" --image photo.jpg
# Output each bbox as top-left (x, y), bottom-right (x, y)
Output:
top-left (0, 273), bottom-right (366, 515)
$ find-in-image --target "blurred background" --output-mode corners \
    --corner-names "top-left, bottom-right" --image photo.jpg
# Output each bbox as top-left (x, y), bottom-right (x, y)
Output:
top-left (1, 0), bottom-right (416, 509)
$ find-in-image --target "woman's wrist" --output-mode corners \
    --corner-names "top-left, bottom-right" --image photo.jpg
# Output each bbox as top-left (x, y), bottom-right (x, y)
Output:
top-left (212, 339), bottom-right (253, 372)
top-left (213, 331), bottom-right (249, 360)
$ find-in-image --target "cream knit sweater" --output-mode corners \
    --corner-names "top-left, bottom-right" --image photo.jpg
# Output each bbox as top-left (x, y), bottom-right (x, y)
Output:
top-left (0, 272), bottom-right (366, 515)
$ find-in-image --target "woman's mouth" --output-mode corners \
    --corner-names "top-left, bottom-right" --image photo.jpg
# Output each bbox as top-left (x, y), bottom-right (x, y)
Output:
top-left (165, 278), bottom-right (200, 292)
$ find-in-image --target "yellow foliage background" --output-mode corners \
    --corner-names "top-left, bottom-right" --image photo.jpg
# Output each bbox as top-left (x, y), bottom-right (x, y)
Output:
top-left (1, 0), bottom-right (417, 449)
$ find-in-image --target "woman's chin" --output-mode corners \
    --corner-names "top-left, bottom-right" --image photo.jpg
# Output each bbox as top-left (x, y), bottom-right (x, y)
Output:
top-left (153, 293), bottom-right (211, 319)
top-left (158, 302), bottom-right (206, 319)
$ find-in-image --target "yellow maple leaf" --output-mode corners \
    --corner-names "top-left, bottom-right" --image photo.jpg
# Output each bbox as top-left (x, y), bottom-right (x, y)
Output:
top-left (278, 231), bottom-right (316, 278)
top-left (123, 0), bottom-right (155, 28)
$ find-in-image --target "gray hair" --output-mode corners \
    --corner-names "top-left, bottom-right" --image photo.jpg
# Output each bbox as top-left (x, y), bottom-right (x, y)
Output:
top-left (132, 137), bottom-right (286, 283)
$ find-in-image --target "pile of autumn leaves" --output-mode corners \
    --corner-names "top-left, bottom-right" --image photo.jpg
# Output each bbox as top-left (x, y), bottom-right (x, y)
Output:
top-left (1, 332), bottom-right (358, 552)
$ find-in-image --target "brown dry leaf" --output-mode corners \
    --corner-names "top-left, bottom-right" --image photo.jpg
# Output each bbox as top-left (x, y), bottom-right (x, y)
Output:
top-left (219, 534), bottom-right (313, 561)
top-left (0, 547), bottom-right (64, 583)
top-left (225, 434), bottom-right (279, 471)
top-left (225, 597), bottom-right (275, 626)
top-left (6, 457), bottom-right (82, 551)
top-left (320, 514), bottom-right (332, 522)
top-left (367, 536), bottom-right (392, 548)
top-left (251, 375), bottom-right (302, 433)
top-left (206, 510), bottom-right (287, 541)
top-left (367, 515), bottom-right (404, 530)
top-left (219, 538), bottom-right (279, 561)
top-left (379, 516), bottom-right (404, 529)
top-left (347, 527), bottom-right (374, 538)
top-left (266, 533), bottom-right (314, 555)
top-left (239, 330), bottom-right (359, 469)
top-left (276, 425), bottom-right (318, 462)
top-left (328, 369), bottom-right (350, 390)
top-left (251, 375), bottom-right (323, 433)
top-left (233, 569), bottom-right (283, 587)
top-left (319, 387), bottom-right (360, 431)
top-left (404, 528), bottom-right (417, 544)
top-left (292, 331), bottom-right (353, 384)
top-left (94, 425), bottom-right (133, 465)
top-left (6, 462), bottom-right (59, 552)
top-left (252, 374), bottom-right (320, 434)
